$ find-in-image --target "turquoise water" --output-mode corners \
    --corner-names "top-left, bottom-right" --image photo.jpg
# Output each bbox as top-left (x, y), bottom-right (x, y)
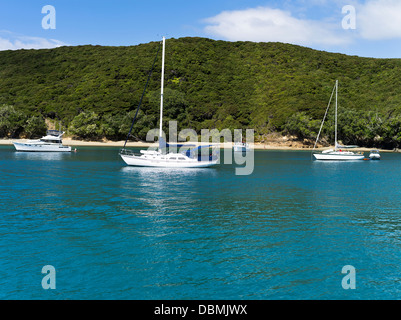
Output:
top-left (1, 146), bottom-right (401, 300)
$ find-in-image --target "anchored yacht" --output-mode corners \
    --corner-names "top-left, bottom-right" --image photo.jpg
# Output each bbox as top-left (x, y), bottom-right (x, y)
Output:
top-left (13, 130), bottom-right (72, 152)
top-left (120, 37), bottom-right (219, 168)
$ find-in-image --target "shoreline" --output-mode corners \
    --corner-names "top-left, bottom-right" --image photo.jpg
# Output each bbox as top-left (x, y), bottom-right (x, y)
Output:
top-left (0, 138), bottom-right (397, 152)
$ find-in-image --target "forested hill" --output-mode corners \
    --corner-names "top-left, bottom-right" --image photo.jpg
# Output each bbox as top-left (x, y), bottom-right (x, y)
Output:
top-left (1, 37), bottom-right (401, 147)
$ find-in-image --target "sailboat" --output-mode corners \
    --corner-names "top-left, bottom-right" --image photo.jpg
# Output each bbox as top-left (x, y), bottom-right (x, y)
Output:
top-left (233, 132), bottom-right (250, 152)
top-left (233, 141), bottom-right (250, 152)
top-left (312, 80), bottom-right (365, 161)
top-left (120, 37), bottom-right (219, 168)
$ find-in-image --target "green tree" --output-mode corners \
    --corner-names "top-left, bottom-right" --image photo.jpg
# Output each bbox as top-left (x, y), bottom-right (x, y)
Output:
top-left (284, 112), bottom-right (320, 140)
top-left (0, 104), bottom-right (27, 138)
top-left (379, 114), bottom-right (401, 149)
top-left (68, 111), bottom-right (102, 140)
top-left (147, 88), bottom-right (188, 120)
top-left (24, 116), bottom-right (47, 138)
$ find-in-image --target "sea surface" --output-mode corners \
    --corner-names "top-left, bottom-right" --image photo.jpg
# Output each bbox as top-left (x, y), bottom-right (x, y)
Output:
top-left (1, 146), bottom-right (401, 300)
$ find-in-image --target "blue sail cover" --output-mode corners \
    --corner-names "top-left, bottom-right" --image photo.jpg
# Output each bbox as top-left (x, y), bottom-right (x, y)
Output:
top-left (158, 136), bottom-right (196, 149)
top-left (336, 143), bottom-right (359, 149)
top-left (186, 145), bottom-right (217, 161)
top-left (159, 136), bottom-right (167, 149)
top-left (158, 137), bottom-right (217, 161)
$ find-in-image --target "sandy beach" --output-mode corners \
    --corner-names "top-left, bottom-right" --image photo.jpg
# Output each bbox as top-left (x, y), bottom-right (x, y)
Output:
top-left (0, 137), bottom-right (308, 149)
top-left (0, 137), bottom-right (395, 152)
top-left (0, 138), bottom-right (152, 148)
top-left (0, 137), bottom-right (314, 150)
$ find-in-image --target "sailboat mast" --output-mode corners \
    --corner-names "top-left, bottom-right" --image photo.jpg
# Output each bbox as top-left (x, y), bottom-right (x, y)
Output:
top-left (159, 37), bottom-right (165, 139)
top-left (335, 80), bottom-right (338, 151)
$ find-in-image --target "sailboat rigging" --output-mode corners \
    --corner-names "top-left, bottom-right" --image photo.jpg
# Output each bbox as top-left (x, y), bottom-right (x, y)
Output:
top-left (312, 80), bottom-right (365, 161)
top-left (120, 37), bottom-right (219, 168)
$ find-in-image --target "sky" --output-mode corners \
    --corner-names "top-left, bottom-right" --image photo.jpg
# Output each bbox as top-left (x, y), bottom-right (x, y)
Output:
top-left (1, 0), bottom-right (401, 58)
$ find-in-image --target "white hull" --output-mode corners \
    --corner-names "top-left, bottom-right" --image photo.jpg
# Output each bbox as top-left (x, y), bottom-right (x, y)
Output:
top-left (13, 142), bottom-right (71, 152)
top-left (312, 80), bottom-right (367, 162)
top-left (120, 38), bottom-right (218, 169)
top-left (120, 154), bottom-right (218, 168)
top-left (233, 144), bottom-right (249, 152)
top-left (369, 154), bottom-right (381, 160)
top-left (313, 152), bottom-right (365, 161)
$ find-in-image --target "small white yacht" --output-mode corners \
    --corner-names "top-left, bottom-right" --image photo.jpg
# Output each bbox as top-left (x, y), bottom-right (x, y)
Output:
top-left (314, 148), bottom-right (365, 161)
top-left (233, 131), bottom-right (250, 152)
top-left (120, 146), bottom-right (219, 168)
top-left (312, 80), bottom-right (365, 161)
top-left (233, 142), bottom-right (250, 152)
top-left (120, 37), bottom-right (219, 168)
top-left (13, 130), bottom-right (72, 152)
top-left (369, 149), bottom-right (381, 160)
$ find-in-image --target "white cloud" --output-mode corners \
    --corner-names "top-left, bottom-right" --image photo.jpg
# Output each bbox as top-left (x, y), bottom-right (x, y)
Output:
top-left (203, 6), bottom-right (350, 46)
top-left (0, 31), bottom-right (67, 51)
top-left (358, 0), bottom-right (401, 40)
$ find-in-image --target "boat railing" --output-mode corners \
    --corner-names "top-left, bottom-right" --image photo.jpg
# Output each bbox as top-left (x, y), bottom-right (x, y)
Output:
top-left (120, 148), bottom-right (142, 157)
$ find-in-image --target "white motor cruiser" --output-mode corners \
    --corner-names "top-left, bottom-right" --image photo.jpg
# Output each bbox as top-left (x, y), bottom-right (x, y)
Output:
top-left (13, 130), bottom-right (71, 152)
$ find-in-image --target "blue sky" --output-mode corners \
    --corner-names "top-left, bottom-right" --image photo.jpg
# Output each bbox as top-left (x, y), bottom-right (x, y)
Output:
top-left (1, 0), bottom-right (401, 58)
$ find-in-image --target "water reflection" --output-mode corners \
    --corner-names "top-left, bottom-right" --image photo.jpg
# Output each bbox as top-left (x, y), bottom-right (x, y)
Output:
top-left (120, 166), bottom-right (218, 189)
top-left (121, 165), bottom-right (217, 176)
top-left (4, 148), bottom-right (401, 299)
top-left (13, 151), bottom-right (72, 161)
top-left (119, 166), bottom-right (217, 216)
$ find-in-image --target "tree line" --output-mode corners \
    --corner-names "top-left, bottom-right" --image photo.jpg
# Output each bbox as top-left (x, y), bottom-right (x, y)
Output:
top-left (1, 37), bottom-right (401, 148)
top-left (284, 109), bottom-right (401, 149)
top-left (2, 103), bottom-right (401, 149)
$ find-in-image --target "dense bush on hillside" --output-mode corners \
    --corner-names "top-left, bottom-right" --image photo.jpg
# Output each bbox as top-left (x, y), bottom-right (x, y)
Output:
top-left (0, 104), bottom-right (46, 138)
top-left (1, 37), bottom-right (401, 148)
top-left (284, 109), bottom-right (401, 149)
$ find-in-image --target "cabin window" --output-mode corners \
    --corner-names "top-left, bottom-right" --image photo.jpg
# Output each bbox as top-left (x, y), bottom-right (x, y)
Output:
top-left (42, 139), bottom-right (61, 143)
